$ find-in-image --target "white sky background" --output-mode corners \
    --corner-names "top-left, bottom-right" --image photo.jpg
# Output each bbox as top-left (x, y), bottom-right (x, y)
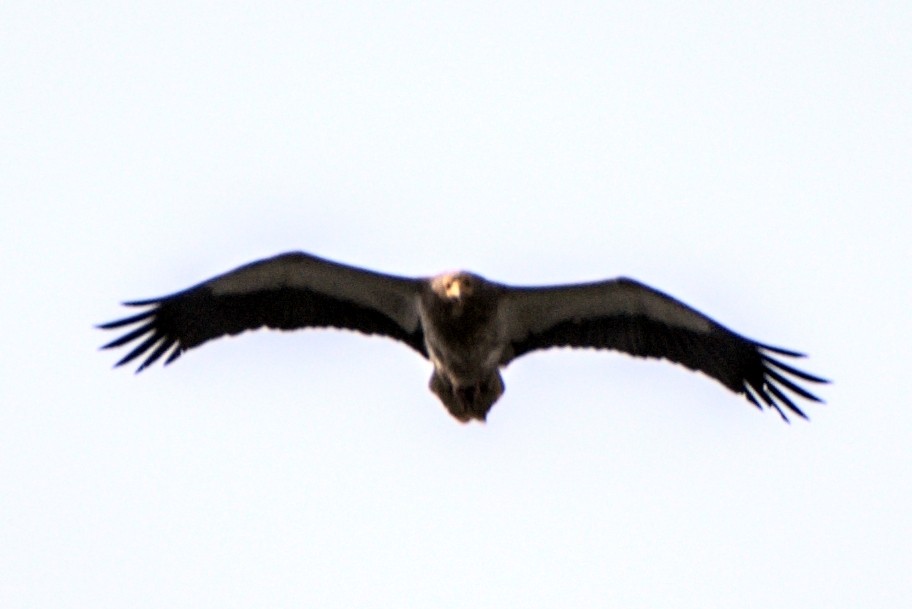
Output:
top-left (2, 1), bottom-right (910, 607)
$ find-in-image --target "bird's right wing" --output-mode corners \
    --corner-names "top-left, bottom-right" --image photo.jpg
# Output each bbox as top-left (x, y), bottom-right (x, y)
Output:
top-left (99, 251), bottom-right (427, 371)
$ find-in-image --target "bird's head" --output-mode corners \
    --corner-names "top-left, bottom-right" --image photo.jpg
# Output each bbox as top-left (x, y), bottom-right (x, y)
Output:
top-left (443, 273), bottom-right (475, 302)
top-left (430, 271), bottom-right (483, 318)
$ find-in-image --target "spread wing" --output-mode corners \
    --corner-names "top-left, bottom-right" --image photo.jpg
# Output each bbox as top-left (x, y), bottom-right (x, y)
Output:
top-left (501, 277), bottom-right (827, 421)
top-left (100, 252), bottom-right (427, 371)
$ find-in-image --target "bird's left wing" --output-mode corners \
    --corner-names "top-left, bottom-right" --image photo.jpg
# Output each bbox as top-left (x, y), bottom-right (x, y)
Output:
top-left (100, 251), bottom-right (427, 371)
top-left (500, 277), bottom-right (827, 421)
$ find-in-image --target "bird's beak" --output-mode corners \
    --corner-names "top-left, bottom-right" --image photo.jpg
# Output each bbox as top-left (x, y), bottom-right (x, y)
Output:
top-left (446, 280), bottom-right (462, 300)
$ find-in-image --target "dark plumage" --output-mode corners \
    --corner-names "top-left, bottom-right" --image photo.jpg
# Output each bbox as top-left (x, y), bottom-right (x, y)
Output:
top-left (100, 251), bottom-right (827, 423)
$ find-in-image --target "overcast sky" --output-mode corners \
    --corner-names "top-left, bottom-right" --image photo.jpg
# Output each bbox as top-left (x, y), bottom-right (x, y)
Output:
top-left (2, 2), bottom-right (910, 608)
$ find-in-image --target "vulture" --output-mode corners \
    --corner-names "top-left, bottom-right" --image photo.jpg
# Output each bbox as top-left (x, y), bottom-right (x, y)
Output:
top-left (100, 251), bottom-right (827, 423)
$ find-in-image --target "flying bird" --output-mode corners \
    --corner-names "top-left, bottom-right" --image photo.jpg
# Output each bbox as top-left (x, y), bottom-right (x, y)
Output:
top-left (100, 251), bottom-right (827, 423)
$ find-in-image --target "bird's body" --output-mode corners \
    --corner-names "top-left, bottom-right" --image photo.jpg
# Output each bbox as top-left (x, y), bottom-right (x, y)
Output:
top-left (419, 272), bottom-right (509, 421)
top-left (100, 251), bottom-right (826, 423)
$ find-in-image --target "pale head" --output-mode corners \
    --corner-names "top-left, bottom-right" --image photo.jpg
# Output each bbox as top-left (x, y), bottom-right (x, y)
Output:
top-left (434, 271), bottom-right (478, 302)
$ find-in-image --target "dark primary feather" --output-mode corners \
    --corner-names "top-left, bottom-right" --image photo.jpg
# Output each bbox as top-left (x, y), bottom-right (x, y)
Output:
top-left (508, 313), bottom-right (827, 422)
top-left (99, 284), bottom-right (427, 372)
